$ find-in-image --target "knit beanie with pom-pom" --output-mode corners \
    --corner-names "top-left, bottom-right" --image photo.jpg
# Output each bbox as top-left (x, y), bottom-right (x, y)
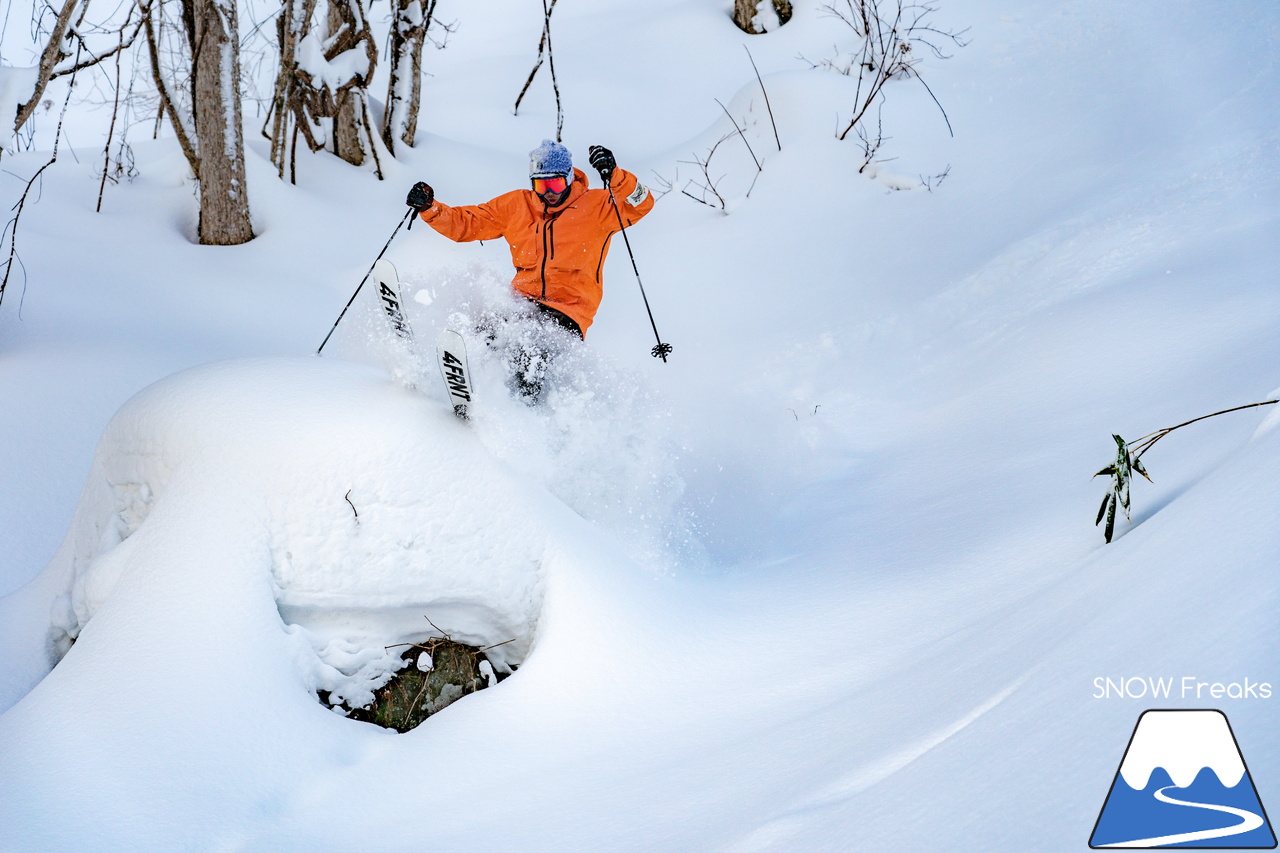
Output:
top-left (529, 139), bottom-right (573, 179)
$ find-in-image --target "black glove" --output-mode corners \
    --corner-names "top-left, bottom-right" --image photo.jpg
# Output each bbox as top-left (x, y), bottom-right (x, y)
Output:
top-left (406, 181), bottom-right (434, 212)
top-left (588, 145), bottom-right (616, 183)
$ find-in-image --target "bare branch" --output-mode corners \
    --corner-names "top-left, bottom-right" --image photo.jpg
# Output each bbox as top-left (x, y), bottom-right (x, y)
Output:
top-left (512, 0), bottom-right (552, 115)
top-left (744, 46), bottom-right (781, 151)
top-left (142, 0), bottom-right (200, 179)
top-left (677, 133), bottom-right (733, 210)
top-left (513, 0), bottom-right (562, 138)
top-left (2, 43), bottom-right (81, 310)
top-left (819, 0), bottom-right (964, 176)
top-left (50, 15), bottom-right (144, 82)
top-left (543, 0), bottom-right (562, 140)
top-left (14, 0), bottom-right (82, 135)
top-left (715, 98), bottom-right (761, 173)
top-left (96, 19), bottom-right (130, 212)
top-left (1130, 400), bottom-right (1280, 460)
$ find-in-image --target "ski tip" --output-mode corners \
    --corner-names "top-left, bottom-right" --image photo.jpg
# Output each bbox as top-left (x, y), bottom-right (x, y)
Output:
top-left (453, 403), bottom-right (470, 421)
top-left (372, 258), bottom-right (398, 280)
top-left (437, 328), bottom-right (466, 346)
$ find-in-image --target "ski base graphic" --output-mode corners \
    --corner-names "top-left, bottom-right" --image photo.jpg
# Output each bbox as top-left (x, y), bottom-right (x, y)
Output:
top-left (436, 329), bottom-right (473, 420)
top-left (371, 259), bottom-right (412, 342)
top-left (370, 260), bottom-right (472, 420)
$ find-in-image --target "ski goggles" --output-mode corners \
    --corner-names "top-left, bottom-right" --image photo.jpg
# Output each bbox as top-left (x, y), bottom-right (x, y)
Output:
top-left (531, 175), bottom-right (569, 194)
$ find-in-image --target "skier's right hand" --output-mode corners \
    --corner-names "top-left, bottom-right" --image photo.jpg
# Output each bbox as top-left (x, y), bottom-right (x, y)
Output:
top-left (406, 181), bottom-right (434, 212)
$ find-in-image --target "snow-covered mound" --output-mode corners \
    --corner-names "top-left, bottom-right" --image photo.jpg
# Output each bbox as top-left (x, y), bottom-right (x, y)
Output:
top-left (35, 357), bottom-right (556, 705)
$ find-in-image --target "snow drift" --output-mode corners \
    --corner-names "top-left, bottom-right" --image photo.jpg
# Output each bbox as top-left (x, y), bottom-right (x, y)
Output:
top-left (15, 357), bottom-right (554, 709)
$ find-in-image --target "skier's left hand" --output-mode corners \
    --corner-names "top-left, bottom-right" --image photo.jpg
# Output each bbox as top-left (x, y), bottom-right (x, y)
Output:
top-left (406, 181), bottom-right (434, 212)
top-left (588, 146), bottom-right (616, 183)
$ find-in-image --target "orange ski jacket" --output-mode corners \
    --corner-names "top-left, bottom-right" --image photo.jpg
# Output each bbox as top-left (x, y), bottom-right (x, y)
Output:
top-left (418, 166), bottom-right (655, 335)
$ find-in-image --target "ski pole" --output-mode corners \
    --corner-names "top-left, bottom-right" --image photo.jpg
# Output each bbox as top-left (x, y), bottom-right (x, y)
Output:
top-left (604, 176), bottom-right (672, 363)
top-left (316, 207), bottom-right (416, 355)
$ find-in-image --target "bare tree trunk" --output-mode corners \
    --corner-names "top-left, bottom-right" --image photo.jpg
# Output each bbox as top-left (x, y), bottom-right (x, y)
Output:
top-left (265, 0), bottom-right (318, 177)
top-left (189, 0), bottom-right (254, 244)
top-left (381, 0), bottom-right (433, 153)
top-left (732, 0), bottom-right (792, 33)
top-left (265, 0), bottom-right (377, 177)
top-left (331, 89), bottom-right (365, 165)
top-left (326, 0), bottom-right (367, 166)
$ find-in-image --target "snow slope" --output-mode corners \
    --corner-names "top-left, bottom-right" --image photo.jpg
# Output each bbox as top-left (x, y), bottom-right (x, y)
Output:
top-left (1, 0), bottom-right (1278, 850)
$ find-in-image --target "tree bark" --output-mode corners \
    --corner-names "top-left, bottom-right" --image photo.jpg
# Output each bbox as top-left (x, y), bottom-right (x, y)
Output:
top-left (189, 0), bottom-right (254, 244)
top-left (326, 0), bottom-right (367, 166)
top-left (732, 0), bottom-right (792, 33)
top-left (266, 0), bottom-right (377, 176)
top-left (381, 0), bottom-right (431, 154)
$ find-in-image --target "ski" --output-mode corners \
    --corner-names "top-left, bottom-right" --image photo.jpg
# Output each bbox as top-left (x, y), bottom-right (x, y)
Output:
top-left (436, 329), bottom-right (474, 420)
top-left (371, 259), bottom-right (472, 420)
top-left (371, 259), bottom-right (413, 342)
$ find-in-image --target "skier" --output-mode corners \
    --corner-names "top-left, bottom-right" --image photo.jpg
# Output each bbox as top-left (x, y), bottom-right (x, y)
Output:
top-left (405, 140), bottom-right (654, 399)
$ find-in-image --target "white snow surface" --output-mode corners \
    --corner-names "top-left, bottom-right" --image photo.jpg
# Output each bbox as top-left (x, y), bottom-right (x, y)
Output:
top-left (1, 0), bottom-right (1279, 851)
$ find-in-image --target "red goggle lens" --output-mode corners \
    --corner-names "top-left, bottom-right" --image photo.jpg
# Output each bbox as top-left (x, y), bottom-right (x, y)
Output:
top-left (532, 176), bottom-right (568, 194)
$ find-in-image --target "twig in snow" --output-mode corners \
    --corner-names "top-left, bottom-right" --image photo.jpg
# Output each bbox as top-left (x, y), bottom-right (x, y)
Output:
top-left (744, 45), bottom-right (781, 151)
top-left (715, 98), bottom-right (761, 172)
top-left (678, 133), bottom-right (732, 211)
top-left (423, 614), bottom-right (450, 639)
top-left (818, 0), bottom-right (966, 173)
top-left (96, 16), bottom-right (132, 213)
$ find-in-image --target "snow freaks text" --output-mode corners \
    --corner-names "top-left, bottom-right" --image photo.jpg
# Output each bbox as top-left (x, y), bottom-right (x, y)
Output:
top-left (1092, 677), bottom-right (1273, 701)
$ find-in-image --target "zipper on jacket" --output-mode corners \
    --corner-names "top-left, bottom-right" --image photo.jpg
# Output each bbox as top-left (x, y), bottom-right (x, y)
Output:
top-left (539, 209), bottom-right (559, 300)
top-left (540, 219), bottom-right (550, 299)
top-left (594, 236), bottom-right (611, 284)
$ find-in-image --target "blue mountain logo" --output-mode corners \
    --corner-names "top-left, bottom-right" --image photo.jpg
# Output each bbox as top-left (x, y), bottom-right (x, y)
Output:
top-left (1091, 710), bottom-right (1276, 848)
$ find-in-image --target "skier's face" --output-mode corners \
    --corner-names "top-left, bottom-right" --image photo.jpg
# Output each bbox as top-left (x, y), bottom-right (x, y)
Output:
top-left (533, 175), bottom-right (571, 207)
